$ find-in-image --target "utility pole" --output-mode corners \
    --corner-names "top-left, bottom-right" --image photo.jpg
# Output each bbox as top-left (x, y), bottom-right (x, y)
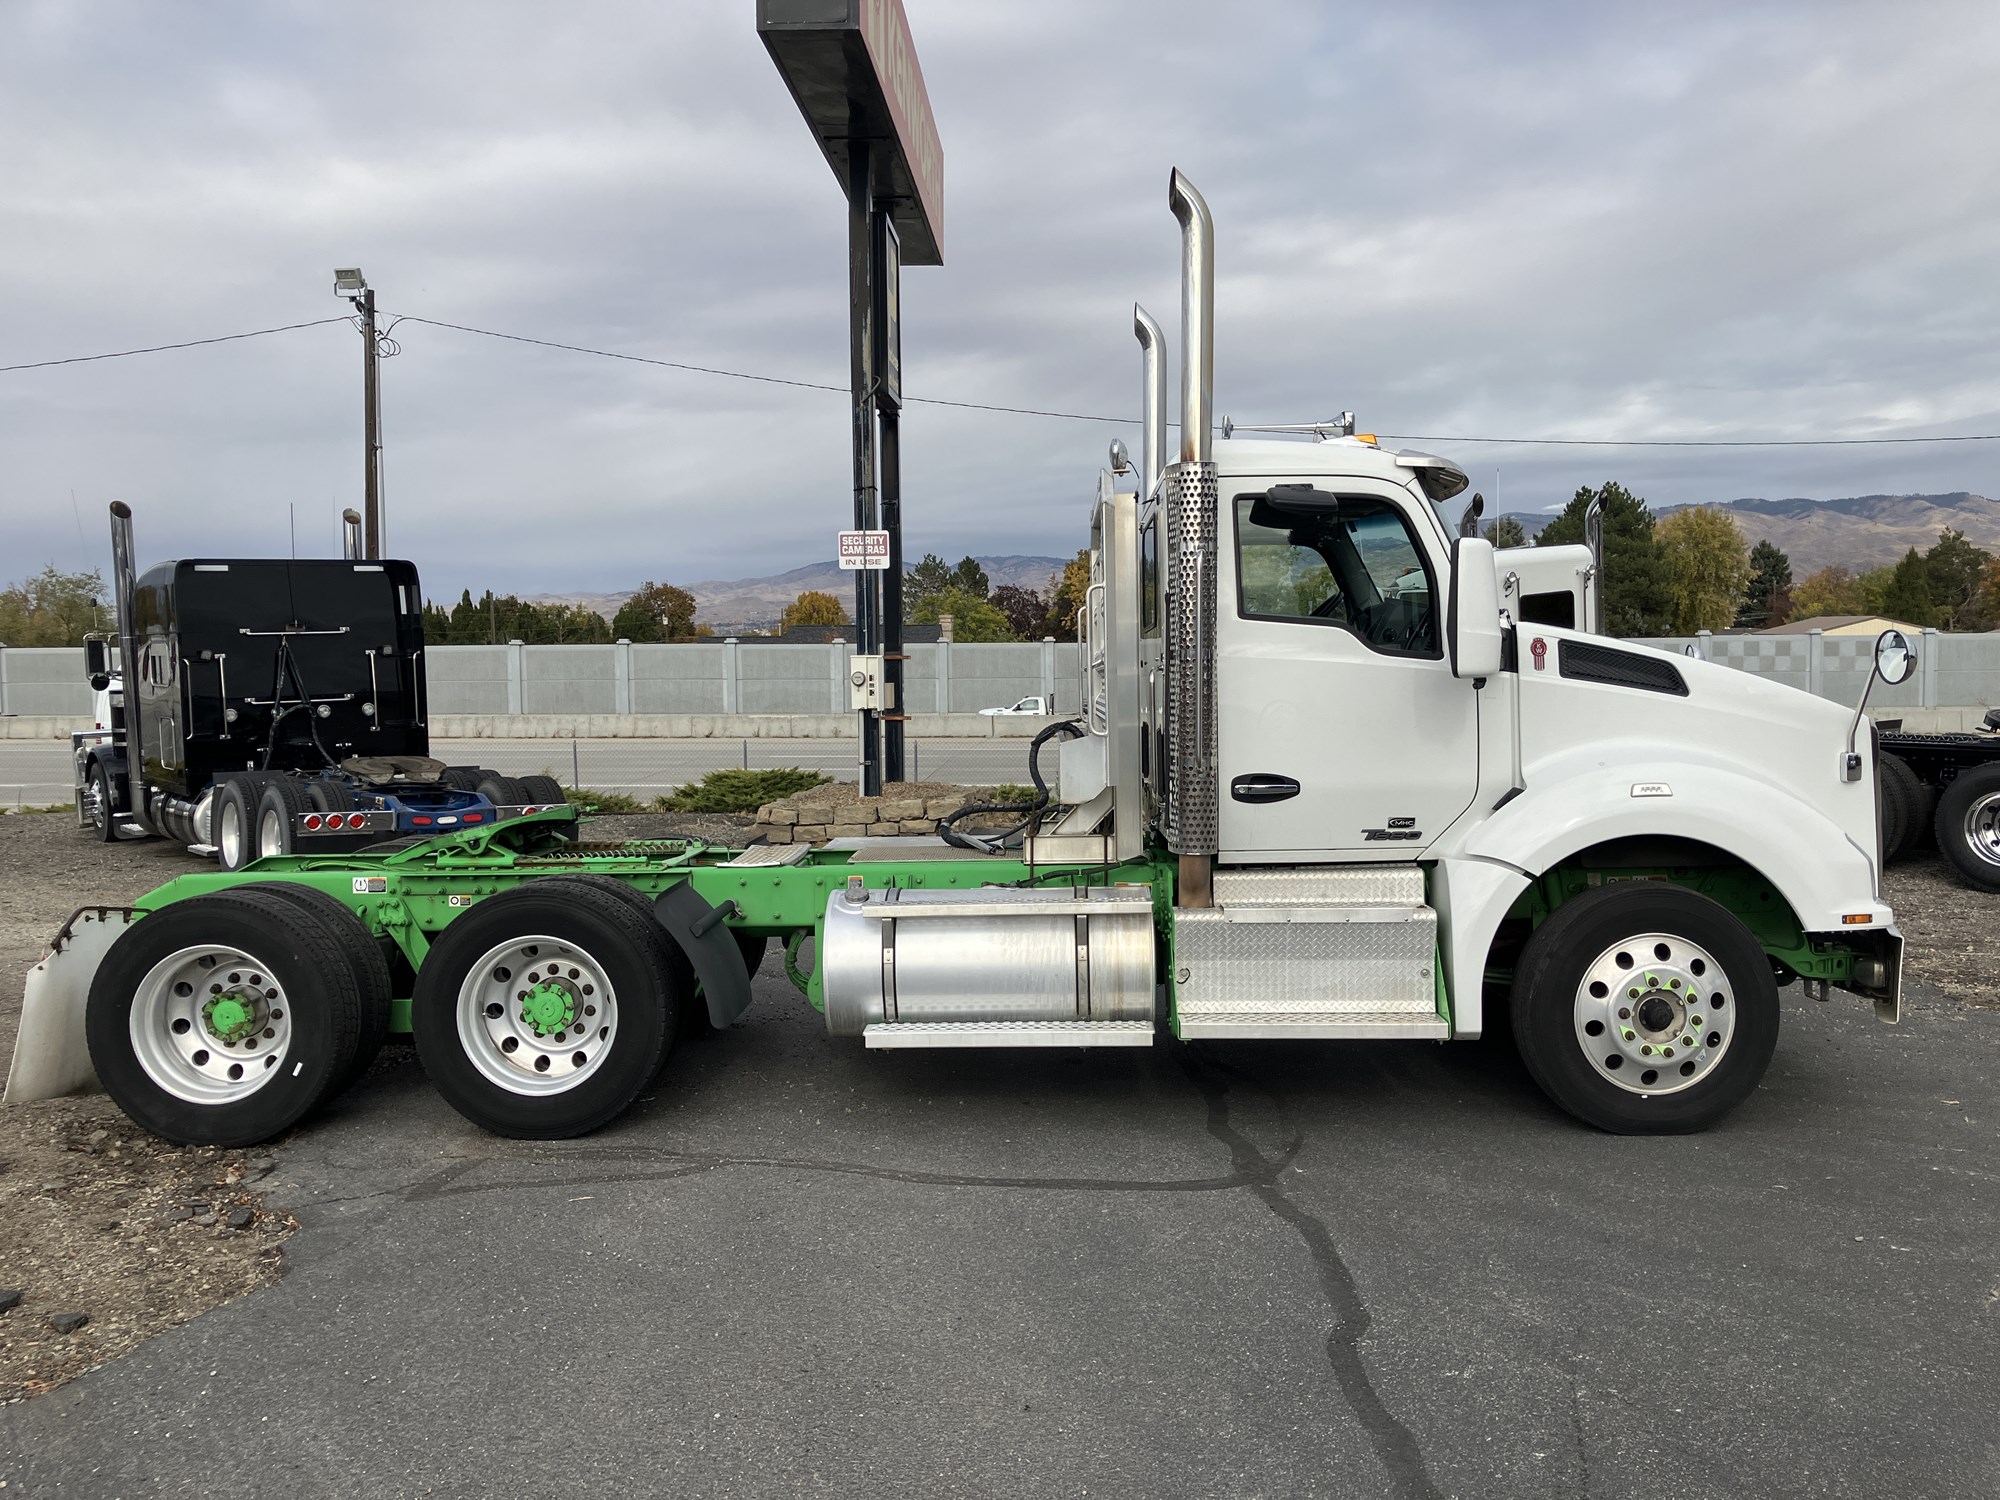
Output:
top-left (334, 269), bottom-right (384, 558)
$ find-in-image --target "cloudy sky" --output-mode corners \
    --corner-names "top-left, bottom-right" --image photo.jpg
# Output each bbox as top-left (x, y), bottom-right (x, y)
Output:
top-left (5, 0), bottom-right (1999, 604)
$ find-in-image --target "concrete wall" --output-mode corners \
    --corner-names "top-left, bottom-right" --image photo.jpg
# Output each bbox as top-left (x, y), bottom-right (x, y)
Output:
top-left (6, 632), bottom-right (1993, 723)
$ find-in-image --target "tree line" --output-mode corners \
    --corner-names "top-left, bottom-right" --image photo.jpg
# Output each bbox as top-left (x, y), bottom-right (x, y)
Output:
top-left (1485, 482), bottom-right (2000, 634)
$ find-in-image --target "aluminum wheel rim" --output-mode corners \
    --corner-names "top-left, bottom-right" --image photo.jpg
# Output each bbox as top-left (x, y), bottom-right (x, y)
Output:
top-left (258, 805), bottom-right (287, 858)
top-left (218, 799), bottom-right (247, 867)
top-left (456, 935), bottom-right (619, 1096)
top-left (1962, 791), bottom-right (2000, 869)
top-left (129, 944), bottom-right (293, 1103)
top-left (85, 774), bottom-right (108, 832)
top-left (1573, 930), bottom-right (1736, 1096)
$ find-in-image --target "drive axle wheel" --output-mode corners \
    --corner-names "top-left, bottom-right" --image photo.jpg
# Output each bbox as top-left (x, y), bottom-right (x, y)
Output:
top-left (86, 891), bottom-right (365, 1146)
top-left (412, 883), bottom-right (678, 1138)
top-left (1934, 764), bottom-right (2000, 893)
top-left (1511, 883), bottom-right (1778, 1134)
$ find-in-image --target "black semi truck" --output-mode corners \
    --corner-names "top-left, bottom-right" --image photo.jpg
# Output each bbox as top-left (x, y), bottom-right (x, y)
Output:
top-left (76, 502), bottom-right (563, 869)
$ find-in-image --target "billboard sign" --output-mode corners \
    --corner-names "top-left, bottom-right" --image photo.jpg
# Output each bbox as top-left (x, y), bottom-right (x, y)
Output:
top-left (758, 0), bottom-right (945, 263)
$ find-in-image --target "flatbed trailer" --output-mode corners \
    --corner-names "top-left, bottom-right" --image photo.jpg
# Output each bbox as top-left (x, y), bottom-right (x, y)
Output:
top-left (5, 170), bottom-right (1907, 1148)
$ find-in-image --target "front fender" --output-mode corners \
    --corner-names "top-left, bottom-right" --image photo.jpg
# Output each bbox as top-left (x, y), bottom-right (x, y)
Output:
top-left (1454, 755), bottom-right (1887, 933)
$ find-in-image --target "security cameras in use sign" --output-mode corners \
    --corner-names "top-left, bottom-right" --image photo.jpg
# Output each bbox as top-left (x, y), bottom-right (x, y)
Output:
top-left (838, 529), bottom-right (891, 569)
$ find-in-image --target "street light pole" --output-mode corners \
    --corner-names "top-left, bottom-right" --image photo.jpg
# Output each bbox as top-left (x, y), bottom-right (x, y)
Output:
top-left (334, 268), bottom-right (383, 559)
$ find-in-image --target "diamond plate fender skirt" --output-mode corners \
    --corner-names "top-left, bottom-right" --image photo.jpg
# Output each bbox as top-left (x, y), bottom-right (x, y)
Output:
top-left (4, 907), bottom-right (138, 1104)
top-left (652, 883), bottom-right (753, 1029)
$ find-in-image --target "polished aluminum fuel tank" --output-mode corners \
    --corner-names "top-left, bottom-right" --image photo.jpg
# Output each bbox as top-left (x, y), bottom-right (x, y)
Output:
top-left (821, 885), bottom-right (1157, 1037)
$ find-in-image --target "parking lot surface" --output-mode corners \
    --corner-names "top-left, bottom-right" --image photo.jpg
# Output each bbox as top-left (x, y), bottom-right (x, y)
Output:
top-left (2, 983), bottom-right (1996, 1495)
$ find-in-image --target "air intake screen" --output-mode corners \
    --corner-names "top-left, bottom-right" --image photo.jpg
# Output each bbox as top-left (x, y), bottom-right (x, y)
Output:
top-left (1558, 640), bottom-right (1689, 696)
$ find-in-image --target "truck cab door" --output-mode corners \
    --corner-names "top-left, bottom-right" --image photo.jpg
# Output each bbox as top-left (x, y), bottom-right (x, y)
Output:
top-left (1214, 479), bottom-right (1480, 859)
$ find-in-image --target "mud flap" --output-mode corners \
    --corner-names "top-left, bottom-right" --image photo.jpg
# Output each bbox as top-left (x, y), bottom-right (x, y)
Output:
top-left (4, 907), bottom-right (138, 1104)
top-left (652, 884), bottom-right (752, 1029)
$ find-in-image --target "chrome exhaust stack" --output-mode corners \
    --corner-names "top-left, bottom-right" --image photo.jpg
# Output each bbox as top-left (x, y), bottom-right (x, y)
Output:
top-left (341, 507), bottom-right (364, 560)
top-left (1163, 170), bottom-right (1217, 908)
top-left (1583, 492), bottom-right (1607, 634)
top-left (1133, 303), bottom-right (1167, 499)
top-left (106, 500), bottom-right (153, 834)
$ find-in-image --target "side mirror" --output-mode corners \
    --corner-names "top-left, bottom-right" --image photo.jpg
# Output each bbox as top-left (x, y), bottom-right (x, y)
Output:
top-left (1448, 537), bottom-right (1504, 680)
top-left (1457, 491), bottom-right (1485, 539)
top-left (1873, 628), bottom-right (1915, 686)
top-left (1843, 628), bottom-right (1920, 781)
top-left (83, 638), bottom-right (109, 677)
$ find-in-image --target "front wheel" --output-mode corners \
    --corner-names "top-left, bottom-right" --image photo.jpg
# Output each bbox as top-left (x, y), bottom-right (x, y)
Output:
top-left (1510, 883), bottom-right (1779, 1134)
top-left (87, 763), bottom-right (119, 843)
top-left (1934, 764), bottom-right (2000, 893)
top-left (412, 882), bottom-right (679, 1138)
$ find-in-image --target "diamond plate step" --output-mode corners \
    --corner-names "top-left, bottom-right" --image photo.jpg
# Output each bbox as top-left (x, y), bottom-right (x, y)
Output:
top-left (1174, 902), bottom-right (1439, 1019)
top-left (1212, 866), bottom-right (1425, 906)
top-left (863, 1020), bottom-right (1154, 1049)
top-left (1175, 1010), bottom-right (1448, 1041)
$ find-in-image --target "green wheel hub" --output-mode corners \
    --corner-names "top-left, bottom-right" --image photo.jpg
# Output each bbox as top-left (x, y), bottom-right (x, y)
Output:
top-left (202, 992), bottom-right (262, 1045)
top-left (519, 982), bottom-right (576, 1037)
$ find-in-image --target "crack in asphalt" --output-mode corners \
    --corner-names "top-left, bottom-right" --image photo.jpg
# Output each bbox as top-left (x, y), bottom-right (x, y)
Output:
top-left (291, 1047), bottom-right (1438, 1496)
top-left (1179, 1048), bottom-right (1444, 1500)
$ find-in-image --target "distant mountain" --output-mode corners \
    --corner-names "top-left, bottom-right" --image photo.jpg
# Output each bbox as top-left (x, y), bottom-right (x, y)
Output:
top-left (527, 554), bottom-right (1070, 633)
top-left (1497, 492), bottom-right (2000, 574)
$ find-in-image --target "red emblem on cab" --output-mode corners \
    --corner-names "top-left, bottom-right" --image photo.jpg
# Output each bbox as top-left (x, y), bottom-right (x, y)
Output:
top-left (1530, 637), bottom-right (1548, 671)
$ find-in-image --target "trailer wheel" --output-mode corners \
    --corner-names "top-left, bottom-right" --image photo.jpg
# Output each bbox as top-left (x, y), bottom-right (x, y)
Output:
top-left (1934, 764), bottom-right (2000, 892)
top-left (87, 763), bottom-right (119, 843)
top-left (86, 890), bottom-right (364, 1146)
top-left (412, 882), bottom-right (679, 1138)
top-left (1511, 882), bottom-right (1779, 1134)
top-left (237, 882), bottom-right (394, 1089)
top-left (1880, 755), bottom-right (1926, 862)
top-left (214, 778), bottom-right (261, 871)
top-left (255, 779), bottom-right (311, 859)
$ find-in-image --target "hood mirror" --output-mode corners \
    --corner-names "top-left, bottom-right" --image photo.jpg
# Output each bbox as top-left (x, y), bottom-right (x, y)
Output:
top-left (1843, 629), bottom-right (1920, 783)
top-left (1873, 628), bottom-right (1915, 686)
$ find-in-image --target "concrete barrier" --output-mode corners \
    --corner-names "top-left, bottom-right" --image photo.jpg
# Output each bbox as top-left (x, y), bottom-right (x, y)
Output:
top-left (0, 717), bottom-right (91, 740)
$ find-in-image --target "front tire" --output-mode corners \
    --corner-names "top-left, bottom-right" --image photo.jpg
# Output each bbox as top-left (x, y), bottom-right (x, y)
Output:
top-left (412, 882), bottom-right (679, 1138)
top-left (1934, 764), bottom-right (2000, 893)
top-left (88, 763), bottom-right (119, 843)
top-left (1511, 883), bottom-right (1779, 1134)
top-left (86, 890), bottom-right (365, 1146)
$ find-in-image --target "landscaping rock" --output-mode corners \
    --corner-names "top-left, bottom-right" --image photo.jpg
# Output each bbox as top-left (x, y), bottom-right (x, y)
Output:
top-left (0, 1289), bottom-right (22, 1313)
top-left (48, 1312), bottom-right (89, 1335)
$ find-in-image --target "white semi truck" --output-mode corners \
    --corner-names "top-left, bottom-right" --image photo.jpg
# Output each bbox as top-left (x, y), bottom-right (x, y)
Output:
top-left (5, 170), bottom-right (1902, 1146)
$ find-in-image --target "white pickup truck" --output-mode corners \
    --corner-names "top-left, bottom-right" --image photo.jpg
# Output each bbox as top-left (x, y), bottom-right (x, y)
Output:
top-left (979, 695), bottom-right (1050, 717)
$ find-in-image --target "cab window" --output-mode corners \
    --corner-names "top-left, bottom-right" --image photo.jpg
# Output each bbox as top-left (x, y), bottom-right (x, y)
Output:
top-left (1234, 492), bottom-right (1439, 658)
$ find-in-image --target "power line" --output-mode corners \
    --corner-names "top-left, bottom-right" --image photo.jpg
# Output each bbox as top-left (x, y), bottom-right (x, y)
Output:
top-left (0, 317), bottom-right (352, 374)
top-left (8, 307), bottom-right (2000, 449)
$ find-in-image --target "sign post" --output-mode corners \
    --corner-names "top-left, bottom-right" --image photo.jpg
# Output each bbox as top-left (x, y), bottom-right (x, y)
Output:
top-left (759, 0), bottom-right (942, 794)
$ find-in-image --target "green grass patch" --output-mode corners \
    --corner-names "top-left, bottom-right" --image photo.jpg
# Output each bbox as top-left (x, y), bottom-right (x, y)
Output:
top-left (660, 767), bottom-right (832, 814)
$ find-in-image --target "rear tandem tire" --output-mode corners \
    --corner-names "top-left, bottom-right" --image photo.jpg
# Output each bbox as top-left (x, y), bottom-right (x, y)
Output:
top-left (236, 882), bottom-right (395, 1089)
top-left (306, 779), bottom-right (358, 815)
top-left (475, 774), bottom-right (530, 809)
top-left (411, 881), bottom-right (679, 1138)
top-left (255, 779), bottom-right (312, 860)
top-left (85, 890), bottom-right (365, 1146)
top-left (213, 778), bottom-right (261, 872)
top-left (441, 767), bottom-right (489, 793)
top-left (1933, 763), bottom-right (2000, 893)
top-left (1878, 757), bottom-right (1912, 862)
top-left (518, 774), bottom-right (567, 809)
top-left (1510, 882), bottom-right (1779, 1134)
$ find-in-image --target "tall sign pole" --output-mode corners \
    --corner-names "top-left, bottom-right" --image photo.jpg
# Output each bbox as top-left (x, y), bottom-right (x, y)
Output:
top-left (759, 0), bottom-right (942, 796)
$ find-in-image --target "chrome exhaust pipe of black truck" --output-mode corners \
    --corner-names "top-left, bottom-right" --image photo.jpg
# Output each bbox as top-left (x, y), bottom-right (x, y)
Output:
top-left (341, 507), bottom-right (364, 561)
top-left (106, 500), bottom-right (154, 834)
top-left (1133, 304), bottom-right (1167, 500)
top-left (1164, 169), bottom-right (1217, 908)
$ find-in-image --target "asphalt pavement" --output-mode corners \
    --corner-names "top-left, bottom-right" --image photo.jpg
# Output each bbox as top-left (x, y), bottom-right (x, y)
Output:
top-left (2, 975), bottom-right (1994, 1498)
top-left (0, 737), bottom-right (1035, 808)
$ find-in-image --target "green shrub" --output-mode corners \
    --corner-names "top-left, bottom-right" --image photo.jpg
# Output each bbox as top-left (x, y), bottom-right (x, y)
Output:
top-left (561, 787), bottom-right (652, 815)
top-left (660, 767), bottom-right (832, 814)
top-left (981, 784), bottom-right (1039, 807)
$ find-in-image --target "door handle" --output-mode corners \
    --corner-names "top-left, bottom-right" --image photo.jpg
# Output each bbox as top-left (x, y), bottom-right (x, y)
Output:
top-left (1230, 773), bottom-right (1300, 803)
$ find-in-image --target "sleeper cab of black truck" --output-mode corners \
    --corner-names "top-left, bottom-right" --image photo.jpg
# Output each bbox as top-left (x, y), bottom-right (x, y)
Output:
top-left (126, 558), bottom-right (428, 799)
